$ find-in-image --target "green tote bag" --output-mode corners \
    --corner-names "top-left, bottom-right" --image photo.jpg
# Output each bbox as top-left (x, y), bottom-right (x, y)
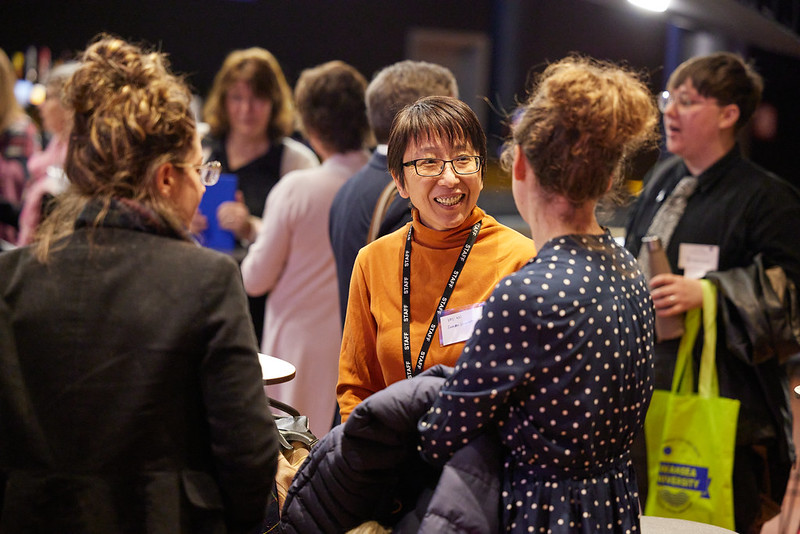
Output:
top-left (644, 280), bottom-right (740, 530)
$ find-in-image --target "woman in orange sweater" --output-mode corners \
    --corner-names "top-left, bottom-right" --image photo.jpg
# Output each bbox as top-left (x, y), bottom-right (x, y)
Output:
top-left (337, 96), bottom-right (537, 421)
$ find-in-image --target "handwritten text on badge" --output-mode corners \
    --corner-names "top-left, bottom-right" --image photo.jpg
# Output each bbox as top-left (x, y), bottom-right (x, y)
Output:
top-left (438, 303), bottom-right (484, 346)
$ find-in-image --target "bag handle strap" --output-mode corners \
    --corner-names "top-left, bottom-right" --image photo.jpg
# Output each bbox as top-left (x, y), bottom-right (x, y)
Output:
top-left (697, 280), bottom-right (718, 398)
top-left (367, 180), bottom-right (399, 245)
top-left (671, 279), bottom-right (718, 397)
top-left (673, 303), bottom-right (700, 394)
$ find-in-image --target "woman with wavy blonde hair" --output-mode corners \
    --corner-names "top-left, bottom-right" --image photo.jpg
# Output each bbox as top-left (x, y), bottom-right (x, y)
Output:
top-left (201, 47), bottom-right (318, 243)
top-left (0, 35), bottom-right (278, 532)
top-left (418, 56), bottom-right (660, 533)
top-left (202, 47), bottom-right (318, 344)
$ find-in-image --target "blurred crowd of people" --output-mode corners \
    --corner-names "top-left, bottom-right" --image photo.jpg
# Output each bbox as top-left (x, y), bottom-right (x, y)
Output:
top-left (2, 33), bottom-right (799, 534)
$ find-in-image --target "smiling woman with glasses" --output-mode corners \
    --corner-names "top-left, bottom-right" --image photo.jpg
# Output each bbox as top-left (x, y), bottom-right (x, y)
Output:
top-left (335, 95), bottom-right (538, 423)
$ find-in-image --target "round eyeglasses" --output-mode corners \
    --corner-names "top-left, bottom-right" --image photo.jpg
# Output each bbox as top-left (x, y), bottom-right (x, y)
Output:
top-left (176, 160), bottom-right (222, 186)
top-left (658, 90), bottom-right (715, 114)
top-left (402, 156), bottom-right (483, 177)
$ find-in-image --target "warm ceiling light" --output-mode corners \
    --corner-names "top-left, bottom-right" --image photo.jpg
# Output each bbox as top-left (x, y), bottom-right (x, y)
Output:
top-left (29, 84), bottom-right (46, 107)
top-left (627, 0), bottom-right (670, 12)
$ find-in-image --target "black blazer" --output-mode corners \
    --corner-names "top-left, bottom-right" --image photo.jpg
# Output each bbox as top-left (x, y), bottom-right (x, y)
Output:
top-left (0, 226), bottom-right (280, 533)
top-left (329, 150), bottom-right (412, 324)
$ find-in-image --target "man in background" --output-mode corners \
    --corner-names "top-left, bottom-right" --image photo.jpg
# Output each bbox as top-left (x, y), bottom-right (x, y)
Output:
top-left (329, 60), bottom-right (458, 326)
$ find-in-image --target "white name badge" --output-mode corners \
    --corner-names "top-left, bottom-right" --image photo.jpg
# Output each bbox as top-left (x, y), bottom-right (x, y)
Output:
top-left (438, 303), bottom-right (484, 346)
top-left (678, 243), bottom-right (720, 279)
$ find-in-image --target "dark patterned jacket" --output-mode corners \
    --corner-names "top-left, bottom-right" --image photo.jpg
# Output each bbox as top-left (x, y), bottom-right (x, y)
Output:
top-left (0, 202), bottom-right (279, 533)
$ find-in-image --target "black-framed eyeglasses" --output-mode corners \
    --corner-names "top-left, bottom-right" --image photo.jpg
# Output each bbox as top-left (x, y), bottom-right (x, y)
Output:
top-left (402, 156), bottom-right (483, 177)
top-left (176, 160), bottom-right (222, 186)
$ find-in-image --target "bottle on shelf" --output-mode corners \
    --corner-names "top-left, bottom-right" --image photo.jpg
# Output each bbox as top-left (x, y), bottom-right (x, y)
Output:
top-left (642, 235), bottom-right (685, 342)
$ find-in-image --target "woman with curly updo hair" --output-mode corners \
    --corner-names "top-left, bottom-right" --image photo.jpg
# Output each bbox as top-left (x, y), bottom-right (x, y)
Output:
top-left (419, 56), bottom-right (660, 532)
top-left (37, 37), bottom-right (201, 251)
top-left (0, 35), bottom-right (279, 532)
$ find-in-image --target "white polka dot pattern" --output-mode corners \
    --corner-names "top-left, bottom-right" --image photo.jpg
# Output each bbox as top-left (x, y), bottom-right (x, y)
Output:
top-left (418, 232), bottom-right (655, 532)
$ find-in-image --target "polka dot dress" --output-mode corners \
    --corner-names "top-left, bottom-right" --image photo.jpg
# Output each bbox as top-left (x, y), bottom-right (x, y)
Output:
top-left (419, 232), bottom-right (655, 533)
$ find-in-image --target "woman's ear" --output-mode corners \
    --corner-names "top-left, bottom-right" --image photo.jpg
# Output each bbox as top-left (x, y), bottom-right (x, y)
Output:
top-left (155, 162), bottom-right (177, 199)
top-left (392, 172), bottom-right (410, 199)
top-left (513, 144), bottom-right (529, 183)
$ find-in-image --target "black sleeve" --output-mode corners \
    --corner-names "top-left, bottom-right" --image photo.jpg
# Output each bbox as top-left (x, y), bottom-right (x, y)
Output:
top-left (0, 196), bottom-right (20, 229)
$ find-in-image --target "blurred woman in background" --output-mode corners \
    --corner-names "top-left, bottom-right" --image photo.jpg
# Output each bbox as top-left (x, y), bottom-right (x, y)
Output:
top-left (203, 47), bottom-right (318, 342)
top-left (0, 48), bottom-right (40, 242)
top-left (17, 61), bottom-right (80, 245)
top-left (241, 60), bottom-right (371, 436)
top-left (203, 47), bottom-right (318, 242)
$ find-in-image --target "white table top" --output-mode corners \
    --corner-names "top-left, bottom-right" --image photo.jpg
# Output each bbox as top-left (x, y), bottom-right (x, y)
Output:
top-left (258, 353), bottom-right (296, 385)
top-left (640, 516), bottom-right (736, 533)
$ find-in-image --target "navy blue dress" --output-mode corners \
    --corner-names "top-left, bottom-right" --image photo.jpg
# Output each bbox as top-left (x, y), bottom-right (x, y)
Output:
top-left (419, 231), bottom-right (655, 533)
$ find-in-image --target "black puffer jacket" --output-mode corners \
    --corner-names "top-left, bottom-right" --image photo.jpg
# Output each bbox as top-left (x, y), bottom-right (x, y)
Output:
top-left (280, 366), bottom-right (502, 533)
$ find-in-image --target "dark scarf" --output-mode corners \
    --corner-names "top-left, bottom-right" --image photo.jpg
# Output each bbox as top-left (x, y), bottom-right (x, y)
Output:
top-left (75, 197), bottom-right (193, 243)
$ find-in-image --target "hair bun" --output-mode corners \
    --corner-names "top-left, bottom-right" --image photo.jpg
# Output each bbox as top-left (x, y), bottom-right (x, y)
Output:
top-left (63, 35), bottom-right (194, 198)
top-left (509, 55), bottom-right (659, 206)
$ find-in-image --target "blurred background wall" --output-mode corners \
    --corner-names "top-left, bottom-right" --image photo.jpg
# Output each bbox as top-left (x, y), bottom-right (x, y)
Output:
top-left (4, 0), bottom-right (799, 224)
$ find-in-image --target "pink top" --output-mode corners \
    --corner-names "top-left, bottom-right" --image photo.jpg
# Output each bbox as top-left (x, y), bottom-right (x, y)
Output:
top-left (241, 150), bottom-right (369, 437)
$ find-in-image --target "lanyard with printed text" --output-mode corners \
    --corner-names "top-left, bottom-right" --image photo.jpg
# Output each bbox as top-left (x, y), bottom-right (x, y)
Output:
top-left (401, 220), bottom-right (482, 379)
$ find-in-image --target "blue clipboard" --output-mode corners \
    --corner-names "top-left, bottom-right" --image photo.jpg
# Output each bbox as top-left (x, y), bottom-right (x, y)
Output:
top-left (197, 173), bottom-right (237, 252)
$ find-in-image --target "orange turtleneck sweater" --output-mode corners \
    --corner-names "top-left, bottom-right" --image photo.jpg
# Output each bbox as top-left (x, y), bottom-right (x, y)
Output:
top-left (337, 206), bottom-right (537, 421)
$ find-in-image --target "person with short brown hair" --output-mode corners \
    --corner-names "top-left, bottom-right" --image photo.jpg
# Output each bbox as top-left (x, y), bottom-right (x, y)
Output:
top-left (626, 51), bottom-right (800, 533)
top-left (241, 60), bottom-right (370, 437)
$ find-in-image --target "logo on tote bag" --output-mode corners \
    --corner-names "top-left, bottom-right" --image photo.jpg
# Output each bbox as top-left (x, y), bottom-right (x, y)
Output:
top-left (654, 440), bottom-right (712, 513)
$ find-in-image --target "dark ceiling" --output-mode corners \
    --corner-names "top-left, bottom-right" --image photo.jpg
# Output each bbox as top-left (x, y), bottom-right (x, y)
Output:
top-left (586, 0), bottom-right (800, 57)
